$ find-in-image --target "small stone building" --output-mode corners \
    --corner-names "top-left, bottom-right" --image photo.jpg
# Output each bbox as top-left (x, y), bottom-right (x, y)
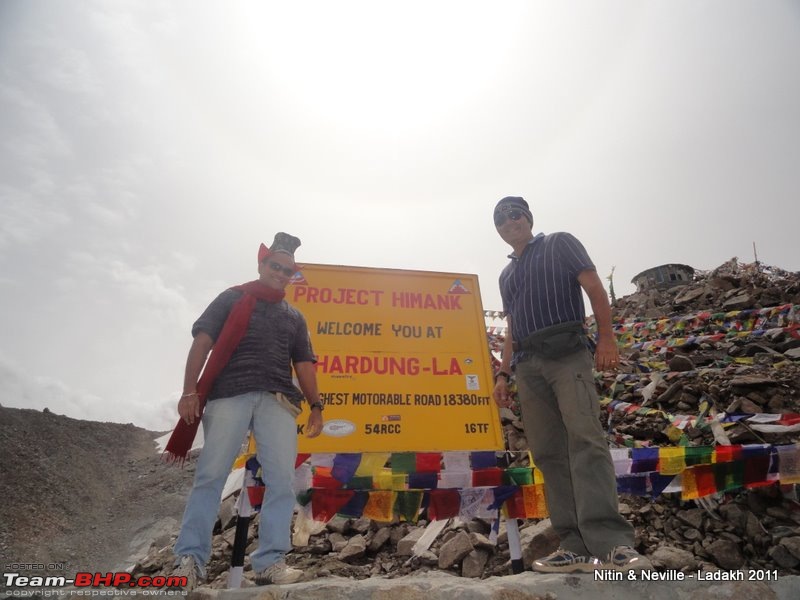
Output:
top-left (631, 264), bottom-right (695, 292)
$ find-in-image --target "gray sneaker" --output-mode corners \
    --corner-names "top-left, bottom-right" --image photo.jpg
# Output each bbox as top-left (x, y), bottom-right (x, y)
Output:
top-left (254, 560), bottom-right (303, 585)
top-left (532, 548), bottom-right (602, 573)
top-left (606, 545), bottom-right (653, 572)
top-left (172, 555), bottom-right (200, 592)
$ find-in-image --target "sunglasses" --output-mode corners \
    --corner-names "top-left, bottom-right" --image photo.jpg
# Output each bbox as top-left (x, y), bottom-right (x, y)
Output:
top-left (266, 261), bottom-right (296, 277)
top-left (494, 209), bottom-right (525, 227)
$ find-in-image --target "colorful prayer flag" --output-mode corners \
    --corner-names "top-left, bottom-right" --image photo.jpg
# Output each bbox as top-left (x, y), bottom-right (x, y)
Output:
top-left (470, 451), bottom-right (497, 470)
top-left (332, 453), bottom-right (362, 483)
top-left (355, 452), bottom-right (390, 477)
top-left (395, 491), bottom-right (424, 522)
top-left (312, 489), bottom-right (355, 522)
top-left (427, 489), bottom-right (461, 520)
top-left (658, 447), bottom-right (686, 476)
top-left (363, 490), bottom-right (395, 522)
top-left (391, 452), bottom-right (417, 474)
top-left (409, 472), bottom-right (438, 489)
top-left (776, 444), bottom-right (800, 484)
top-left (339, 491), bottom-right (369, 518)
top-left (521, 484), bottom-right (549, 518)
top-left (416, 452), bottom-right (443, 473)
top-left (631, 447), bottom-right (659, 473)
top-left (472, 467), bottom-right (504, 487)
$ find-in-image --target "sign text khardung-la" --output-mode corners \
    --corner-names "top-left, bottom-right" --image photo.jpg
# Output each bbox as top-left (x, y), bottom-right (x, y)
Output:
top-left (315, 354), bottom-right (463, 376)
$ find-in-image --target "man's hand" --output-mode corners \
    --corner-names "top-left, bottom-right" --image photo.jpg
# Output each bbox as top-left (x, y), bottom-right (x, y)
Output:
top-left (594, 337), bottom-right (620, 372)
top-left (577, 269), bottom-right (619, 372)
top-left (178, 333), bottom-right (212, 426)
top-left (306, 408), bottom-right (323, 438)
top-left (493, 379), bottom-right (513, 408)
top-left (178, 394), bottom-right (201, 425)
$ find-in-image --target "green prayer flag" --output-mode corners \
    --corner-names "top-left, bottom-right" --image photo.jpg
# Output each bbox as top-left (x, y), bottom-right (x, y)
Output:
top-left (394, 490), bottom-right (424, 522)
top-left (714, 461), bottom-right (744, 492)
top-left (685, 446), bottom-right (713, 466)
top-left (391, 452), bottom-right (417, 474)
top-left (504, 467), bottom-right (534, 485)
top-left (346, 476), bottom-right (373, 490)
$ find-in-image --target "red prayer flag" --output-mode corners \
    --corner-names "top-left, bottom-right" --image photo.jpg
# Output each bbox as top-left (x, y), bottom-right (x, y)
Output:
top-left (472, 467), bottom-right (504, 487)
top-left (744, 455), bottom-right (772, 489)
top-left (312, 466), bottom-right (343, 489)
top-left (247, 486), bottom-right (265, 509)
top-left (295, 453), bottom-right (311, 469)
top-left (715, 445), bottom-right (743, 463)
top-left (505, 488), bottom-right (527, 519)
top-left (428, 489), bottom-right (461, 520)
top-left (416, 452), bottom-right (443, 473)
top-left (693, 464), bottom-right (717, 498)
top-left (311, 489), bottom-right (355, 522)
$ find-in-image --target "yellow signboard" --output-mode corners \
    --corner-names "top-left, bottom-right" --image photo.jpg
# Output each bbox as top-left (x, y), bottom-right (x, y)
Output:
top-left (289, 264), bottom-right (503, 453)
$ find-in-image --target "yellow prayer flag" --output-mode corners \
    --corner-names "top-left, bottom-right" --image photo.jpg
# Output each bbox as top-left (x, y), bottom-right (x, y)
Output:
top-left (532, 467), bottom-right (546, 485)
top-left (659, 447), bottom-right (686, 476)
top-left (681, 470), bottom-right (699, 501)
top-left (373, 468), bottom-right (394, 490)
top-left (529, 453), bottom-right (547, 485)
top-left (232, 432), bottom-right (257, 469)
top-left (363, 491), bottom-right (395, 522)
top-left (665, 426), bottom-right (684, 444)
top-left (391, 473), bottom-right (407, 490)
top-left (355, 452), bottom-right (390, 478)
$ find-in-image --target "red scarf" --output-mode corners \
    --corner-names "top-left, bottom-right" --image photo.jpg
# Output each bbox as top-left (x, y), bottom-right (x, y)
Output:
top-left (163, 280), bottom-right (285, 463)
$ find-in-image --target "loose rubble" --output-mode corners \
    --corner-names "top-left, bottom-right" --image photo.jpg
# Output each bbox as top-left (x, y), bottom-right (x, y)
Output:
top-left (132, 258), bottom-right (800, 588)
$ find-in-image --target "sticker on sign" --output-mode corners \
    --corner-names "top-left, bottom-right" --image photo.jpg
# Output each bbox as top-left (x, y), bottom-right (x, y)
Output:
top-left (323, 419), bottom-right (357, 437)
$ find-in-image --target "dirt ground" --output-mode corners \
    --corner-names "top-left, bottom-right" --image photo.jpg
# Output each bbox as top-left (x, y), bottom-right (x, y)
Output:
top-left (0, 405), bottom-right (194, 580)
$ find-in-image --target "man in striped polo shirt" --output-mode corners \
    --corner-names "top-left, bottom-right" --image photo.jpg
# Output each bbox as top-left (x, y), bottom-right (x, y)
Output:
top-left (492, 196), bottom-right (651, 574)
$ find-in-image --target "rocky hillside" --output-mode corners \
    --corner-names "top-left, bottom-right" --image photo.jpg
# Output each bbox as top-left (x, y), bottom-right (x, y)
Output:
top-left (0, 406), bottom-right (194, 579)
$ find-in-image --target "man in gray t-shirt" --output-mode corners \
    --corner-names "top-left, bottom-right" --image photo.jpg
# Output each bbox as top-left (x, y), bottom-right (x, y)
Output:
top-left (192, 287), bottom-right (315, 406)
top-left (172, 232), bottom-right (323, 590)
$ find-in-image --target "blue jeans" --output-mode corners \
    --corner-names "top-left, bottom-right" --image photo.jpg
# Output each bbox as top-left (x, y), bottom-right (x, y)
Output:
top-left (174, 391), bottom-right (298, 576)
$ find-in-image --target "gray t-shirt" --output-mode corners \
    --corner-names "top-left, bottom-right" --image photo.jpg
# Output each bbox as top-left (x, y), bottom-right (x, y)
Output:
top-left (192, 289), bottom-right (316, 405)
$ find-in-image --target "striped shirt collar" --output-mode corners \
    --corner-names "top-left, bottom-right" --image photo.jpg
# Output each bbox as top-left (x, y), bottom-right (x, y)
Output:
top-left (507, 232), bottom-right (545, 260)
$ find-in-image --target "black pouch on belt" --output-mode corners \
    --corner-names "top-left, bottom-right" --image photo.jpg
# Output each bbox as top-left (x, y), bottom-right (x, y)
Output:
top-left (512, 321), bottom-right (587, 359)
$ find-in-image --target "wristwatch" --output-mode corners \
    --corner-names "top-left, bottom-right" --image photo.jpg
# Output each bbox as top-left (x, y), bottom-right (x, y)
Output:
top-left (309, 401), bottom-right (324, 412)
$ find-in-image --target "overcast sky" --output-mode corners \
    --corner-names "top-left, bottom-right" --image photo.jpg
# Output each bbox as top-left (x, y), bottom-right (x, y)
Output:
top-left (1, 1), bottom-right (799, 431)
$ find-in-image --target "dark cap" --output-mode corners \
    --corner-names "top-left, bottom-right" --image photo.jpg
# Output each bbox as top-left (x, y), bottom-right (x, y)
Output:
top-left (258, 232), bottom-right (302, 263)
top-left (270, 232), bottom-right (301, 257)
top-left (494, 196), bottom-right (533, 225)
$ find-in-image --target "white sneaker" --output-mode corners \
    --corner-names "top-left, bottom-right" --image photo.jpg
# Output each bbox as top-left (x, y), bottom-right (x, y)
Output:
top-left (254, 560), bottom-right (303, 585)
top-left (606, 545), bottom-right (653, 572)
top-left (532, 548), bottom-right (602, 573)
top-left (172, 555), bottom-right (200, 591)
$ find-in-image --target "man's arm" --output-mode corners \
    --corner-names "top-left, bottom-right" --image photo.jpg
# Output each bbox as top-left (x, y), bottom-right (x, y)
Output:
top-left (178, 331), bottom-right (214, 425)
top-left (577, 269), bottom-right (619, 371)
top-left (294, 361), bottom-right (324, 438)
top-left (492, 315), bottom-right (514, 408)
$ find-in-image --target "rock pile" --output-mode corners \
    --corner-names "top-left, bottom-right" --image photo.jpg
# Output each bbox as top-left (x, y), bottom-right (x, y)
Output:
top-left (132, 258), bottom-right (800, 588)
top-left (132, 503), bottom-right (558, 587)
top-left (599, 257), bottom-right (800, 448)
top-left (613, 258), bottom-right (800, 319)
top-left (131, 486), bottom-right (800, 587)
